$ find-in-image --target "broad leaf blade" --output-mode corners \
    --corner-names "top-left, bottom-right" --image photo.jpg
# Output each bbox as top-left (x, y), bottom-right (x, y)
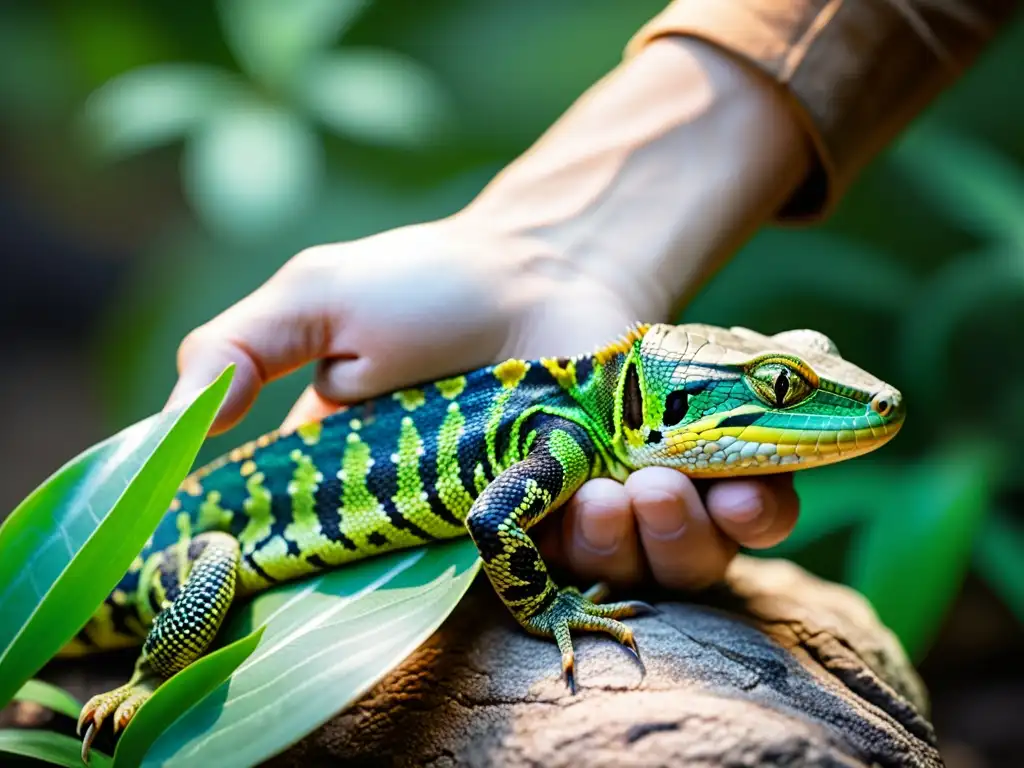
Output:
top-left (144, 539), bottom-right (481, 767)
top-left (767, 460), bottom-right (896, 554)
top-left (0, 729), bottom-right (111, 768)
top-left (113, 628), bottom-right (265, 768)
top-left (846, 445), bottom-right (997, 659)
top-left (14, 679), bottom-right (81, 719)
top-left (0, 367), bottom-right (233, 706)
top-left (895, 245), bottom-right (1024, 408)
top-left (893, 127), bottom-right (1024, 248)
top-left (684, 229), bottom-right (916, 324)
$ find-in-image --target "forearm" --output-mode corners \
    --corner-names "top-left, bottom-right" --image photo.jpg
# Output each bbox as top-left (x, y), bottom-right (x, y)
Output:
top-left (460, 36), bottom-right (811, 320)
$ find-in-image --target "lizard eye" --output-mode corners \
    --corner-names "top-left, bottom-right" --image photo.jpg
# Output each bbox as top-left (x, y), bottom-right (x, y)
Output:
top-left (747, 362), bottom-right (813, 409)
top-left (663, 390), bottom-right (688, 426)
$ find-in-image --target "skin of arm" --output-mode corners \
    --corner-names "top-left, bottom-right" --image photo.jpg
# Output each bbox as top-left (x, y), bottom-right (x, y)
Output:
top-left (168, 35), bottom-right (812, 591)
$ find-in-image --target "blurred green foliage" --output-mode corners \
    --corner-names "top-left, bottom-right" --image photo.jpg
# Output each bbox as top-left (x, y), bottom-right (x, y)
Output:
top-left (1, 0), bottom-right (1023, 662)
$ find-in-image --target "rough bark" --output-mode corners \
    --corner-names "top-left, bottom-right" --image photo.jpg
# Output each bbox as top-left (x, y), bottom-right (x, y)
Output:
top-left (265, 556), bottom-right (941, 767)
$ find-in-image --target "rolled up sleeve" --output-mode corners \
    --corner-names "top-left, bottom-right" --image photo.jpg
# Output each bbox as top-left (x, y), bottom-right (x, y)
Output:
top-left (626, 0), bottom-right (1019, 220)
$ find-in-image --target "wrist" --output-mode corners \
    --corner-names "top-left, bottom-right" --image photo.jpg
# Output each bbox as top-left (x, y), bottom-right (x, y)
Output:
top-left (460, 35), bottom-right (812, 320)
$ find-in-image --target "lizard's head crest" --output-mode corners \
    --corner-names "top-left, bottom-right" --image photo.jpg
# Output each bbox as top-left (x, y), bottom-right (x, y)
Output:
top-left (611, 323), bottom-right (904, 476)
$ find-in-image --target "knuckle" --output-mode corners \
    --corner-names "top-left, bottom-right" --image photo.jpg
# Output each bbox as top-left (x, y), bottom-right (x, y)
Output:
top-left (289, 245), bottom-right (324, 268)
top-left (282, 245), bottom-right (337, 280)
top-left (176, 325), bottom-right (213, 362)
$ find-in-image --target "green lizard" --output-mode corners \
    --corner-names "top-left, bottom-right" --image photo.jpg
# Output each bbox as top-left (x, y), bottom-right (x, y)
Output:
top-left (66, 322), bottom-right (904, 758)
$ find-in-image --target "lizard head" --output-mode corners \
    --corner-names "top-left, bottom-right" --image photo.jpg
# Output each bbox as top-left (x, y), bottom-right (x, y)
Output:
top-left (611, 323), bottom-right (904, 476)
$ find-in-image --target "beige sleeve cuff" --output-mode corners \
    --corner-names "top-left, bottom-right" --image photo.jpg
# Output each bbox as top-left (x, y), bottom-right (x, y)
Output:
top-left (626, 0), bottom-right (1018, 221)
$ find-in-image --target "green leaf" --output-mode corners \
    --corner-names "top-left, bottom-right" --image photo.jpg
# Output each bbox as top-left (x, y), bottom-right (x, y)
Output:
top-left (82, 64), bottom-right (242, 159)
top-left (113, 628), bottom-right (265, 768)
top-left (895, 245), bottom-right (1024, 405)
top-left (973, 511), bottom-right (1024, 625)
top-left (765, 460), bottom-right (897, 554)
top-left (218, 0), bottom-right (368, 90)
top-left (685, 229), bottom-right (915, 324)
top-left (299, 49), bottom-right (453, 148)
top-left (13, 680), bottom-right (81, 719)
top-left (0, 729), bottom-right (111, 768)
top-left (143, 539), bottom-right (481, 767)
top-left (181, 103), bottom-right (323, 240)
top-left (845, 445), bottom-right (997, 659)
top-left (892, 127), bottom-right (1024, 248)
top-left (0, 367), bottom-right (233, 708)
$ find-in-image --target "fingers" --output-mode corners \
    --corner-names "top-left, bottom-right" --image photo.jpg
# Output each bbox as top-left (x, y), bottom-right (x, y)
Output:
top-left (166, 249), bottom-right (345, 434)
top-left (560, 479), bottom-right (643, 585)
top-left (557, 469), bottom-right (802, 592)
top-left (705, 474), bottom-right (800, 550)
top-left (280, 385), bottom-right (347, 434)
top-left (626, 467), bottom-right (737, 590)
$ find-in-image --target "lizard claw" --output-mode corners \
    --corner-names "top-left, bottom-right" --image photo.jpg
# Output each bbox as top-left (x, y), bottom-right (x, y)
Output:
top-left (562, 649), bottom-right (577, 695)
top-left (80, 723), bottom-right (97, 765)
top-left (525, 584), bottom-right (648, 692)
top-left (77, 677), bottom-right (157, 762)
top-left (78, 687), bottom-right (126, 764)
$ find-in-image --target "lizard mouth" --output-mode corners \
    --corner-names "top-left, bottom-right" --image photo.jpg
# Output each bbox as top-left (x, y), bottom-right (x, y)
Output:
top-left (662, 411), bottom-right (904, 475)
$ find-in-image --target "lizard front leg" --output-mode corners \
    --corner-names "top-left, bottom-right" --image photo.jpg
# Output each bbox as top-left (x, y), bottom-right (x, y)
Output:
top-left (78, 531), bottom-right (240, 761)
top-left (466, 417), bottom-right (650, 692)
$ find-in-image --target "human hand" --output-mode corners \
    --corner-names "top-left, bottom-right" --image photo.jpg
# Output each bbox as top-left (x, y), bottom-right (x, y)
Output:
top-left (168, 215), bottom-right (800, 592)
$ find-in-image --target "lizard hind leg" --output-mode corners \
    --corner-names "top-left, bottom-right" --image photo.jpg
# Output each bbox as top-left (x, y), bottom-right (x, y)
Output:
top-left (78, 531), bottom-right (240, 761)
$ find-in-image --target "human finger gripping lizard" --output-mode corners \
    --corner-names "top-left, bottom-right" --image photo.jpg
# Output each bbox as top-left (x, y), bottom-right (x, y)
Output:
top-left (65, 322), bottom-right (904, 759)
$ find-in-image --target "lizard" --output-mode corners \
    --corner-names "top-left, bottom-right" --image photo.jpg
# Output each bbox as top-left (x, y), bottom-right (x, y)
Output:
top-left (65, 322), bottom-right (904, 759)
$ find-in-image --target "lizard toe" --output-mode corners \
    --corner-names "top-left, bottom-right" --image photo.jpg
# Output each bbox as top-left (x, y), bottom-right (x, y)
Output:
top-left (113, 684), bottom-right (155, 734)
top-left (78, 675), bottom-right (159, 760)
top-left (524, 585), bottom-right (646, 691)
top-left (79, 683), bottom-right (135, 762)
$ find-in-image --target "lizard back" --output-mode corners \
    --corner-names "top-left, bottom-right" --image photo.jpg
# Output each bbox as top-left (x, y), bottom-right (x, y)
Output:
top-left (66, 359), bottom-right (576, 654)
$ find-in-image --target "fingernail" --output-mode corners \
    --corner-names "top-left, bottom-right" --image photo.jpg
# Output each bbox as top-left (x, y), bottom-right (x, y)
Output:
top-left (634, 491), bottom-right (688, 539)
top-left (576, 508), bottom-right (624, 555)
top-left (713, 485), bottom-right (775, 534)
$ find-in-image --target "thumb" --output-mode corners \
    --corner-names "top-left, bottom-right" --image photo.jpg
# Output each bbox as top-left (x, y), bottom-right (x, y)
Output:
top-left (165, 250), bottom-right (347, 434)
top-left (279, 385), bottom-right (347, 434)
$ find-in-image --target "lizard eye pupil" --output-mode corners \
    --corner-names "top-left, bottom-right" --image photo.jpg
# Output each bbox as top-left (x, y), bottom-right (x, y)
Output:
top-left (623, 363), bottom-right (644, 430)
top-left (773, 369), bottom-right (790, 407)
top-left (663, 390), bottom-right (689, 426)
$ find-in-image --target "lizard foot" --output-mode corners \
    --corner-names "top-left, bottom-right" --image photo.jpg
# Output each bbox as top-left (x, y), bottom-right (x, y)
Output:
top-left (523, 582), bottom-right (654, 693)
top-left (77, 675), bottom-right (158, 763)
